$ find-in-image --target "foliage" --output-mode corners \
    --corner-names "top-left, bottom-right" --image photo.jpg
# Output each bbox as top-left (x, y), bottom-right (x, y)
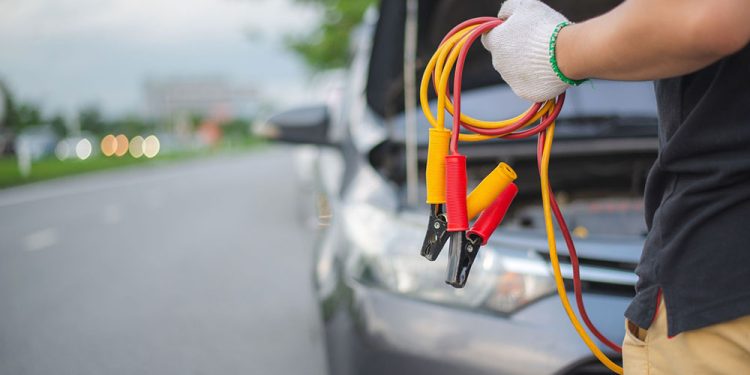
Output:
top-left (220, 118), bottom-right (251, 138)
top-left (0, 81), bottom-right (66, 136)
top-left (189, 114), bottom-right (205, 131)
top-left (0, 80), bottom-right (258, 166)
top-left (49, 114), bottom-right (68, 137)
top-left (109, 115), bottom-right (159, 136)
top-left (0, 80), bottom-right (12, 130)
top-left (286, 0), bottom-right (376, 71)
top-left (1, 80), bottom-right (52, 135)
top-left (78, 106), bottom-right (108, 135)
top-left (15, 103), bottom-right (44, 130)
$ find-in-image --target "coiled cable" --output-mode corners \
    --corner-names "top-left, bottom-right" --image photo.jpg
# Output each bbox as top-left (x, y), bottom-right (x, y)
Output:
top-left (420, 17), bottom-right (624, 374)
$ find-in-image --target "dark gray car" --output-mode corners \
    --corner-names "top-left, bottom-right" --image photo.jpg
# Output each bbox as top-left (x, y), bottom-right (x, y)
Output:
top-left (261, 1), bottom-right (657, 374)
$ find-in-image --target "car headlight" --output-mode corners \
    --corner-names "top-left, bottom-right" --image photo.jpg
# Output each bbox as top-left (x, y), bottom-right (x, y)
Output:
top-left (343, 203), bottom-right (557, 314)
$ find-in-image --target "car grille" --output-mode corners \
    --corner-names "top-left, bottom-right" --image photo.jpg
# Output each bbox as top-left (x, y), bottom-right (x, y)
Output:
top-left (538, 252), bottom-right (637, 297)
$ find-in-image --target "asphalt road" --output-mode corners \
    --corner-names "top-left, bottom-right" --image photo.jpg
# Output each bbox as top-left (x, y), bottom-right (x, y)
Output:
top-left (0, 148), bottom-right (328, 375)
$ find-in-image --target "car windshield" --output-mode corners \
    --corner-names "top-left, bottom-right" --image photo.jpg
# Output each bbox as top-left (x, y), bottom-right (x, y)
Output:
top-left (368, 0), bottom-right (625, 118)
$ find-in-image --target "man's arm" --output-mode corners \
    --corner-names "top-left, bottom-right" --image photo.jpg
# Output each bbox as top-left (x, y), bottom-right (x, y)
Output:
top-left (481, 0), bottom-right (750, 102)
top-left (557, 0), bottom-right (750, 81)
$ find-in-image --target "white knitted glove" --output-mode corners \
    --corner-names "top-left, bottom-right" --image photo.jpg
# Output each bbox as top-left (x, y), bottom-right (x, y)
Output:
top-left (481, 0), bottom-right (580, 102)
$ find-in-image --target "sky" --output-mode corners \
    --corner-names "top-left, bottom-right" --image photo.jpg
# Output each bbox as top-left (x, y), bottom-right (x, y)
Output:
top-left (0, 0), bottom-right (320, 117)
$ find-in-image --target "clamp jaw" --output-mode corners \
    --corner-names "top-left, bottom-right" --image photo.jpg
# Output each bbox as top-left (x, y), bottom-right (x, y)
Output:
top-left (446, 183), bottom-right (519, 288)
top-left (421, 204), bottom-right (450, 261)
top-left (445, 232), bottom-right (483, 288)
top-left (421, 128), bottom-right (452, 261)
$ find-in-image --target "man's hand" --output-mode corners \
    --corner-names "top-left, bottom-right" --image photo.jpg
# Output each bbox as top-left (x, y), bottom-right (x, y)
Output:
top-left (481, 0), bottom-right (571, 103)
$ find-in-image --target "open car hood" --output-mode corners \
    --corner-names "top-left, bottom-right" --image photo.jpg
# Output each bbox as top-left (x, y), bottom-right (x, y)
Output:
top-left (369, 0), bottom-right (625, 118)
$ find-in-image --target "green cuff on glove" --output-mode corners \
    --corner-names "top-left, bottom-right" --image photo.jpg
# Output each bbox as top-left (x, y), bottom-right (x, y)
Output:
top-left (549, 22), bottom-right (587, 86)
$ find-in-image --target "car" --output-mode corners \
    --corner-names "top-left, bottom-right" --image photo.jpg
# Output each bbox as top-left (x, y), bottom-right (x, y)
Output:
top-left (260, 0), bottom-right (658, 374)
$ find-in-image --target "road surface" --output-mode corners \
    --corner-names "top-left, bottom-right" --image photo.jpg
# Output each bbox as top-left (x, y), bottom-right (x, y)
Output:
top-left (0, 148), bottom-right (328, 375)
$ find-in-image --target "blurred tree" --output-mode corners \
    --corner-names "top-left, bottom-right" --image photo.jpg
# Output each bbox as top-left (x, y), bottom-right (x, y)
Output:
top-left (78, 106), bottom-right (107, 135)
top-left (0, 80), bottom-right (12, 155)
top-left (49, 114), bottom-right (68, 137)
top-left (0, 80), bottom-right (8, 130)
top-left (0, 83), bottom-right (57, 156)
top-left (3, 100), bottom-right (45, 134)
top-left (220, 118), bottom-right (251, 138)
top-left (189, 113), bottom-right (205, 131)
top-left (0, 81), bottom-right (60, 135)
top-left (0, 81), bottom-right (163, 149)
top-left (110, 115), bottom-right (156, 136)
top-left (286, 0), bottom-right (375, 71)
top-left (16, 104), bottom-right (43, 129)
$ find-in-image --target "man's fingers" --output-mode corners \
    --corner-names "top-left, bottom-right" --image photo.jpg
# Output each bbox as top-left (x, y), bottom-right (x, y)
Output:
top-left (497, 0), bottom-right (524, 20)
top-left (480, 26), bottom-right (508, 55)
top-left (480, 32), bottom-right (492, 51)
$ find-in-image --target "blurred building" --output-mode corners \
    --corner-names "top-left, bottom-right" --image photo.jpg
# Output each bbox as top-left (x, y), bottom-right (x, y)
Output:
top-left (143, 77), bottom-right (258, 120)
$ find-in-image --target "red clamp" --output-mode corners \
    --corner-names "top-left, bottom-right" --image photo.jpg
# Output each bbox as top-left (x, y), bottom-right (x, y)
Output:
top-left (445, 154), bottom-right (468, 232)
top-left (446, 182), bottom-right (518, 288)
top-left (468, 183), bottom-right (518, 245)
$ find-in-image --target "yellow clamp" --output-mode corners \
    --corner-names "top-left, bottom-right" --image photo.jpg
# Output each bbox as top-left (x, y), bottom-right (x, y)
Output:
top-left (426, 128), bottom-right (452, 204)
top-left (467, 162), bottom-right (517, 220)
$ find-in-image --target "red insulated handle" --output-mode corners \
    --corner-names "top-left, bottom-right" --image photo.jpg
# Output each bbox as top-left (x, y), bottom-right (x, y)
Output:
top-left (445, 154), bottom-right (468, 232)
top-left (468, 183), bottom-right (518, 245)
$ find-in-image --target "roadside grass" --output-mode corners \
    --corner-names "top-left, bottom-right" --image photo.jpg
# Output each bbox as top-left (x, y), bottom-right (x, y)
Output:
top-left (0, 138), bottom-right (265, 189)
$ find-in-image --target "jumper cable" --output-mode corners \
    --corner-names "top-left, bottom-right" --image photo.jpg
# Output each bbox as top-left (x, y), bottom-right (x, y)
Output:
top-left (418, 17), bottom-right (624, 374)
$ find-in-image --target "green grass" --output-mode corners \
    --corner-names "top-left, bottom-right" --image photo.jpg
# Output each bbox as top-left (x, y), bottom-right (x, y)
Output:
top-left (0, 138), bottom-right (265, 189)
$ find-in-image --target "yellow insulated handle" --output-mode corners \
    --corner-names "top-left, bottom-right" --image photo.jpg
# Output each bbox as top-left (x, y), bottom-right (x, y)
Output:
top-left (467, 162), bottom-right (517, 220)
top-left (426, 128), bottom-right (452, 204)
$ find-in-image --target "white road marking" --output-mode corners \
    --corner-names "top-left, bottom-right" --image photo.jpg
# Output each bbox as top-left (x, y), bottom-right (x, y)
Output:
top-left (24, 228), bottom-right (59, 252)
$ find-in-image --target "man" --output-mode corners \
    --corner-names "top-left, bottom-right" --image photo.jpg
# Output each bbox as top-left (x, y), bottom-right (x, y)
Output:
top-left (481, 0), bottom-right (750, 373)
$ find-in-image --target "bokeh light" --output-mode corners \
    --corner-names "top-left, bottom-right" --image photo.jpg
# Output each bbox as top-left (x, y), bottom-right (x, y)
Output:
top-left (114, 134), bottom-right (129, 157)
top-left (55, 141), bottom-right (71, 160)
top-left (129, 136), bottom-right (144, 158)
top-left (75, 139), bottom-right (92, 160)
top-left (143, 135), bottom-right (160, 158)
top-left (101, 135), bottom-right (117, 157)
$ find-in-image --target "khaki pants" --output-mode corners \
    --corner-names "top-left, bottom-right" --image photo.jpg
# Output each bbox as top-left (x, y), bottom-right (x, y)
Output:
top-left (622, 297), bottom-right (750, 374)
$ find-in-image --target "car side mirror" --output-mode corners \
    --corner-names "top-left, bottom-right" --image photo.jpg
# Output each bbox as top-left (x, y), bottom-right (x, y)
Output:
top-left (255, 105), bottom-right (332, 146)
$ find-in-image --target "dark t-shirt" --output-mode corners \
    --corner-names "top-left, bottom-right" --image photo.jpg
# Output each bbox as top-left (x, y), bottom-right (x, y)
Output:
top-left (624, 44), bottom-right (750, 336)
